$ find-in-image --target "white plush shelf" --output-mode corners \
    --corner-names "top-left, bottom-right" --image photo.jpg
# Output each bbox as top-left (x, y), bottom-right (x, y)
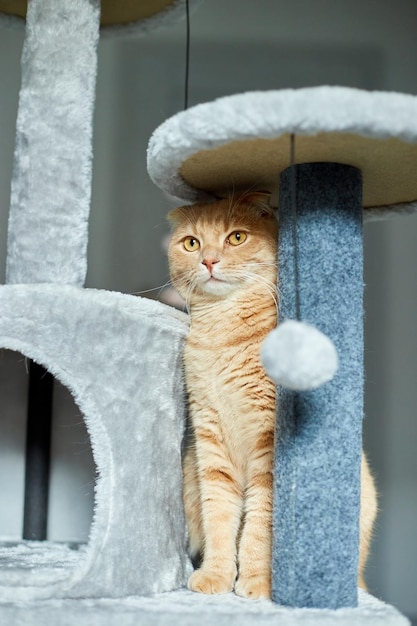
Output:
top-left (147, 87), bottom-right (417, 218)
top-left (0, 588), bottom-right (410, 626)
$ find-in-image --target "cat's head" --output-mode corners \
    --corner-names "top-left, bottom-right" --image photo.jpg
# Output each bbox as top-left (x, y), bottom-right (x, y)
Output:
top-left (167, 191), bottom-right (278, 305)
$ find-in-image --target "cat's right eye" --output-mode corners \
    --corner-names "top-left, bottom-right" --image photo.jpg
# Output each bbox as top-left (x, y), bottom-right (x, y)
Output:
top-left (183, 236), bottom-right (200, 252)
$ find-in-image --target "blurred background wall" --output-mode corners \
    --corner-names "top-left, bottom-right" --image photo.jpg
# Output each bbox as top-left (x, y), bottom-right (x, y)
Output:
top-left (0, 0), bottom-right (416, 620)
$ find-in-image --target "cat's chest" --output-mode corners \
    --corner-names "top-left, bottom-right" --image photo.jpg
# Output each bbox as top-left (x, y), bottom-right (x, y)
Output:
top-left (185, 340), bottom-right (275, 468)
top-left (184, 338), bottom-right (274, 427)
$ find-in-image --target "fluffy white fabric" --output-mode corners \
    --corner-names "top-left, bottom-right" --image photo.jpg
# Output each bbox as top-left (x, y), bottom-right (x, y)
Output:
top-left (0, 589), bottom-right (410, 626)
top-left (147, 86), bottom-right (417, 217)
top-left (0, 285), bottom-right (190, 600)
top-left (261, 320), bottom-right (339, 391)
top-left (6, 0), bottom-right (100, 286)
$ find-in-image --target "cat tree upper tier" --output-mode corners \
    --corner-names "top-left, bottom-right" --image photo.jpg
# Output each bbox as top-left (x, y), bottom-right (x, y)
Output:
top-left (0, 0), bottom-right (196, 31)
top-left (147, 86), bottom-right (417, 217)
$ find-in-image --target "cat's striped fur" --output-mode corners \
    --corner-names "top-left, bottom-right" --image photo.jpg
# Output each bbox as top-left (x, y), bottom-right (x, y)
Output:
top-left (168, 192), bottom-right (377, 599)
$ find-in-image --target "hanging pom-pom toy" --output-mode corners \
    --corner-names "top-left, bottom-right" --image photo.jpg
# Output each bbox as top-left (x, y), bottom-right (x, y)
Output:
top-left (261, 319), bottom-right (339, 391)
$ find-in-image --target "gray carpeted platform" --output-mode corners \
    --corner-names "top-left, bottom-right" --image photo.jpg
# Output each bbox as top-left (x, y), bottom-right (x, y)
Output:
top-left (0, 590), bottom-right (410, 626)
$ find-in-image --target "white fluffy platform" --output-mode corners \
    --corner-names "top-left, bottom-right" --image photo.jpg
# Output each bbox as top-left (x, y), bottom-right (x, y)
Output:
top-left (0, 589), bottom-right (410, 626)
top-left (147, 86), bottom-right (417, 218)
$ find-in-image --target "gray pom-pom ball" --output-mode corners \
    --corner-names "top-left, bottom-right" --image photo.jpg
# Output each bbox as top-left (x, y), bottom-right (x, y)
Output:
top-left (261, 319), bottom-right (339, 391)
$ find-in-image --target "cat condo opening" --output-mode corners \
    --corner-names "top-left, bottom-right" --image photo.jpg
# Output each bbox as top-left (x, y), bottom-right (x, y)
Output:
top-left (0, 346), bottom-right (94, 591)
top-left (0, 347), bottom-right (94, 538)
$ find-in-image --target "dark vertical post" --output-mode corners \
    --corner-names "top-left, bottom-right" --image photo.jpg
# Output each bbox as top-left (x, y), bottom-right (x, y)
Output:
top-left (272, 163), bottom-right (363, 608)
top-left (23, 361), bottom-right (54, 540)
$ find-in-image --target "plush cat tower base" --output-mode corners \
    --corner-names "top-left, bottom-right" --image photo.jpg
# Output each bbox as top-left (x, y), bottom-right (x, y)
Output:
top-left (0, 590), bottom-right (410, 626)
top-left (0, 285), bottom-right (190, 600)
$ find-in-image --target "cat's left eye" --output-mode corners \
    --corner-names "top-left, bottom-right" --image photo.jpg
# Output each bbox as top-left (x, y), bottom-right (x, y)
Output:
top-left (228, 231), bottom-right (247, 246)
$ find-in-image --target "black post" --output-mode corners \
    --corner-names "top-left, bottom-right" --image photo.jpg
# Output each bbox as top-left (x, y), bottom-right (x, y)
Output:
top-left (23, 361), bottom-right (54, 540)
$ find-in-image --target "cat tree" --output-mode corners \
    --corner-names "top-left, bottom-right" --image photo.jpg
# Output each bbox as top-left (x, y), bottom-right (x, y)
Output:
top-left (0, 0), bottom-right (413, 624)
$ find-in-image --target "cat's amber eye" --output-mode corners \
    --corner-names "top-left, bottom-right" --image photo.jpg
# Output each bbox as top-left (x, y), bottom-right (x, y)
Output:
top-left (228, 231), bottom-right (247, 246)
top-left (183, 236), bottom-right (200, 252)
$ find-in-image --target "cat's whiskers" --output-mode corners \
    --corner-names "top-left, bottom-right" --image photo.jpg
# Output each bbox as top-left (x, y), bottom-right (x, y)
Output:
top-left (131, 278), bottom-right (176, 299)
top-left (232, 270), bottom-right (278, 313)
top-left (188, 301), bottom-right (221, 322)
top-left (240, 262), bottom-right (281, 301)
top-left (241, 261), bottom-right (278, 267)
top-left (184, 275), bottom-right (200, 316)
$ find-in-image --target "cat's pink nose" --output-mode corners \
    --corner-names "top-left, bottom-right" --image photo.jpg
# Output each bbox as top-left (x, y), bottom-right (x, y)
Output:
top-left (202, 258), bottom-right (219, 273)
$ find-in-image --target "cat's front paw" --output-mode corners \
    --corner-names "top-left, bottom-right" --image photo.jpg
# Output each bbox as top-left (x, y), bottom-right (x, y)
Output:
top-left (234, 573), bottom-right (271, 600)
top-left (188, 568), bottom-right (235, 595)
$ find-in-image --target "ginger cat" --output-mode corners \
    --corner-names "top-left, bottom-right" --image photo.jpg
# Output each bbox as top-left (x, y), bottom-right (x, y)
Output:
top-left (167, 191), bottom-right (377, 600)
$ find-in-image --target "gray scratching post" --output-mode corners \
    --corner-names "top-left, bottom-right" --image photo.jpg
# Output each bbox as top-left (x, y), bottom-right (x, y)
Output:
top-left (273, 163), bottom-right (363, 608)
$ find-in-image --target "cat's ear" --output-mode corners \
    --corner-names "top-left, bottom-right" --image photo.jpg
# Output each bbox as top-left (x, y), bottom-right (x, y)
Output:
top-left (168, 204), bottom-right (201, 229)
top-left (167, 207), bottom-right (179, 225)
top-left (241, 190), bottom-right (273, 217)
top-left (167, 206), bottom-right (188, 228)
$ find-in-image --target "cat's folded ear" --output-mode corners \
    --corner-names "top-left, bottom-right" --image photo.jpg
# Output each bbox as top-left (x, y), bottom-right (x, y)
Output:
top-left (167, 206), bottom-right (189, 227)
top-left (239, 190), bottom-right (274, 217)
top-left (166, 207), bottom-right (179, 224)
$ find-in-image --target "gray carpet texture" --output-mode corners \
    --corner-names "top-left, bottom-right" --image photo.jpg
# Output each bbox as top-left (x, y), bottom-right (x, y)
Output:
top-left (0, 589), bottom-right (410, 626)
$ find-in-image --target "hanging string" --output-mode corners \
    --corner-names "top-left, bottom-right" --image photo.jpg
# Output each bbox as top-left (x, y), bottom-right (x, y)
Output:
top-left (184, 0), bottom-right (190, 110)
top-left (290, 133), bottom-right (301, 321)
